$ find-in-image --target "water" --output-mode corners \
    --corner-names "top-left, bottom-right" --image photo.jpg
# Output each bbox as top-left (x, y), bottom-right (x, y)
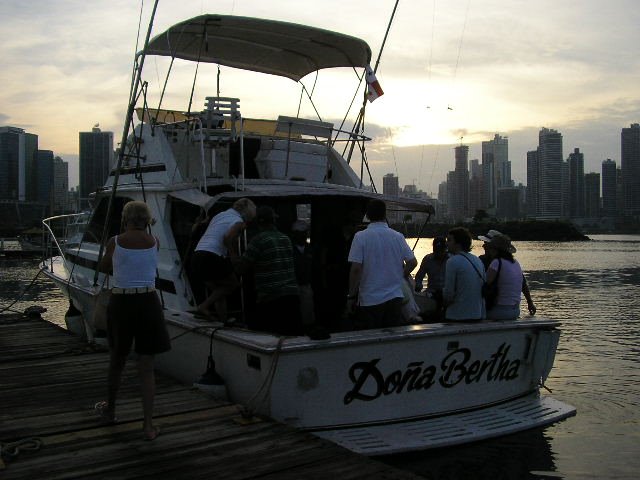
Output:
top-left (384, 234), bottom-right (640, 480)
top-left (2, 235), bottom-right (639, 479)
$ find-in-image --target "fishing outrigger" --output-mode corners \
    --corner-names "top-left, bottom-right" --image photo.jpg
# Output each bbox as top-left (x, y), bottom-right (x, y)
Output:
top-left (41, 8), bottom-right (575, 454)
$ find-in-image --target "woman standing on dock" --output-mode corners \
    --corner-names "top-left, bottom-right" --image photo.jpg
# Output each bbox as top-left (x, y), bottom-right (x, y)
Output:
top-left (96, 201), bottom-right (171, 441)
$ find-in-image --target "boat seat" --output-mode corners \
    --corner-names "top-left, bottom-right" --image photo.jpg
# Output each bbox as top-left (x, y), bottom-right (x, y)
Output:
top-left (275, 116), bottom-right (334, 139)
top-left (193, 97), bottom-right (242, 144)
top-left (273, 116), bottom-right (334, 180)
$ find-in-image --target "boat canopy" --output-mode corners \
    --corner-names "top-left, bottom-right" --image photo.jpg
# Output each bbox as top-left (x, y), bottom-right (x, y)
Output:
top-left (144, 14), bottom-right (372, 81)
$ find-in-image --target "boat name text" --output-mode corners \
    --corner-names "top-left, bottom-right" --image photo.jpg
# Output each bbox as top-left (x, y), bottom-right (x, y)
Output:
top-left (343, 343), bottom-right (521, 404)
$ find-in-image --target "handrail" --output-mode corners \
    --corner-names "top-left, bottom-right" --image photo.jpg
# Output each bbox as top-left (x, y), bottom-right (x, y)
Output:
top-left (191, 117), bottom-right (208, 192)
top-left (41, 213), bottom-right (86, 271)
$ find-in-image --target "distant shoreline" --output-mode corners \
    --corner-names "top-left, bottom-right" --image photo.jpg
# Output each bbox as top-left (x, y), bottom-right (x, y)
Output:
top-left (392, 220), bottom-right (591, 242)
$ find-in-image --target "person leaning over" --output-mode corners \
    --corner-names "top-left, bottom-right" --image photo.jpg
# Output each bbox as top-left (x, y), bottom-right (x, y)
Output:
top-left (96, 200), bottom-right (170, 441)
top-left (484, 234), bottom-right (537, 319)
top-left (443, 227), bottom-right (485, 321)
top-left (347, 199), bottom-right (418, 329)
top-left (190, 198), bottom-right (256, 321)
top-left (236, 206), bottom-right (302, 336)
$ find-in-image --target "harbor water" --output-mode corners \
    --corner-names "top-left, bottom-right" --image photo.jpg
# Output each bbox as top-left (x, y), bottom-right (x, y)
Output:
top-left (1, 234), bottom-right (638, 479)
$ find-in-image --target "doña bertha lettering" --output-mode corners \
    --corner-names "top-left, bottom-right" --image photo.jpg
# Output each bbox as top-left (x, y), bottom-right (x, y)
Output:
top-left (344, 343), bottom-right (521, 404)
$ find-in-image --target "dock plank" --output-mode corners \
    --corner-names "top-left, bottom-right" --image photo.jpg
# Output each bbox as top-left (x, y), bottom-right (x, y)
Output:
top-left (0, 314), bottom-right (419, 479)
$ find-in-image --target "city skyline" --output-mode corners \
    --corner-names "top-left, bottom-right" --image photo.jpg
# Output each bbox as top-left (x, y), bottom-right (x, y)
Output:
top-left (1, 0), bottom-right (639, 193)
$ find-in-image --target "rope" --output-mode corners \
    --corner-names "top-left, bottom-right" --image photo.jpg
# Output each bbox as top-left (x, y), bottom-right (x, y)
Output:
top-left (1, 437), bottom-right (43, 462)
top-left (0, 269), bottom-right (44, 314)
top-left (239, 336), bottom-right (285, 419)
top-left (169, 324), bottom-right (216, 342)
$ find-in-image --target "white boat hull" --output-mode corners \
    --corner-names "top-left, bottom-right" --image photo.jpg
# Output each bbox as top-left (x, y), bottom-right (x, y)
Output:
top-left (41, 247), bottom-right (576, 455)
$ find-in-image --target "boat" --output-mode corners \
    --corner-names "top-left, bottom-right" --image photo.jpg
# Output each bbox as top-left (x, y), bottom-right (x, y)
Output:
top-left (40, 12), bottom-right (575, 455)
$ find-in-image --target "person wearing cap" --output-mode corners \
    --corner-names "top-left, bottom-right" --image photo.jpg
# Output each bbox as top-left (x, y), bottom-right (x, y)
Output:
top-left (290, 219), bottom-right (315, 326)
top-left (477, 229), bottom-right (504, 270)
top-left (414, 236), bottom-right (449, 295)
top-left (191, 198), bottom-right (256, 322)
top-left (238, 206), bottom-right (302, 336)
top-left (484, 234), bottom-right (537, 319)
top-left (347, 199), bottom-right (418, 329)
top-left (443, 227), bottom-right (485, 321)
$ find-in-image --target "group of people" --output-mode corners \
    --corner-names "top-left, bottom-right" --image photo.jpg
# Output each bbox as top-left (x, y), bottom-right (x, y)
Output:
top-left (413, 227), bottom-right (536, 322)
top-left (92, 197), bottom-right (538, 441)
top-left (191, 198), bottom-right (304, 336)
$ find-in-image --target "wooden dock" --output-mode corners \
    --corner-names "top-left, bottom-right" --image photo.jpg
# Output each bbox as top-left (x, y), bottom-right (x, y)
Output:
top-left (0, 313), bottom-right (419, 479)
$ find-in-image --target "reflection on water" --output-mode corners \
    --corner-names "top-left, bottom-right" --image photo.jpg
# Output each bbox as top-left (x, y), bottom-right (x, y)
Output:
top-left (2, 236), bottom-right (640, 479)
top-left (385, 428), bottom-right (556, 480)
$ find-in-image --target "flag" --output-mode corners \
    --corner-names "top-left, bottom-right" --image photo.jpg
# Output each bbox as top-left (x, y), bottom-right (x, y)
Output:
top-left (365, 64), bottom-right (384, 103)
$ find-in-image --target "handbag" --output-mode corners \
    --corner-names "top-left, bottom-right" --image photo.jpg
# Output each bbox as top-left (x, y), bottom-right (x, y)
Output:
top-left (92, 277), bottom-right (111, 332)
top-left (460, 254), bottom-right (501, 310)
top-left (481, 260), bottom-right (501, 310)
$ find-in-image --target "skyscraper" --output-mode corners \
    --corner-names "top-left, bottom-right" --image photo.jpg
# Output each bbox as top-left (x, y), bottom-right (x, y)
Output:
top-left (526, 150), bottom-right (539, 217)
top-left (468, 158), bottom-right (485, 215)
top-left (449, 145), bottom-right (469, 220)
top-left (567, 148), bottom-right (585, 218)
top-left (584, 173), bottom-right (600, 218)
top-left (53, 156), bottom-right (69, 213)
top-left (36, 150), bottom-right (54, 212)
top-left (481, 134), bottom-right (510, 211)
top-left (621, 123), bottom-right (640, 216)
top-left (79, 126), bottom-right (113, 206)
top-left (528, 128), bottom-right (563, 219)
top-left (24, 133), bottom-right (39, 201)
top-left (0, 126), bottom-right (38, 201)
top-left (601, 159), bottom-right (618, 217)
top-left (382, 173), bottom-right (399, 197)
top-left (382, 173), bottom-right (399, 223)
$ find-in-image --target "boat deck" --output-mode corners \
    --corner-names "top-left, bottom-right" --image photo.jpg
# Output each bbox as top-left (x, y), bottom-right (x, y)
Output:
top-left (0, 312), bottom-right (418, 479)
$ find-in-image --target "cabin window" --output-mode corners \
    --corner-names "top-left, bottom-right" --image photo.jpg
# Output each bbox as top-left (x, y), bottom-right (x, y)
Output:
top-left (82, 197), bottom-right (133, 243)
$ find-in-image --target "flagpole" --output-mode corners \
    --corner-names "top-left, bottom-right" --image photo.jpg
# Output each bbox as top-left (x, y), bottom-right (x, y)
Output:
top-left (346, 0), bottom-right (400, 168)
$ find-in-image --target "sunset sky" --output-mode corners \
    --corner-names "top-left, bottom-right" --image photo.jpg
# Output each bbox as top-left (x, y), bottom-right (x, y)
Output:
top-left (1, 0), bottom-right (639, 195)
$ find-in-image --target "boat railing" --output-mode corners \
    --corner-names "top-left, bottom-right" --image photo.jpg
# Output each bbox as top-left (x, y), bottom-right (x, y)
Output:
top-left (41, 212), bottom-right (90, 272)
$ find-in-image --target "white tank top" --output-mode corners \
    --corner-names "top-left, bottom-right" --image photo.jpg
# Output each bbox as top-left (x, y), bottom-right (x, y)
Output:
top-left (112, 235), bottom-right (157, 288)
top-left (195, 208), bottom-right (243, 256)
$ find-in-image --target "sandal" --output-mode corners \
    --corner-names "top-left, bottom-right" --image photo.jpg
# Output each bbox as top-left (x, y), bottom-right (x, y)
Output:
top-left (143, 426), bottom-right (160, 441)
top-left (94, 401), bottom-right (117, 424)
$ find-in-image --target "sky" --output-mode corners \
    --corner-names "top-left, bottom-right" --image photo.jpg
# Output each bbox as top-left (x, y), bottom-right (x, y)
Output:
top-left (1, 0), bottom-right (639, 196)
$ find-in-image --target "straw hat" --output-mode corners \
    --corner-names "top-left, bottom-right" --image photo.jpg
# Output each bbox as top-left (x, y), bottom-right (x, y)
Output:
top-left (477, 229), bottom-right (504, 242)
top-left (488, 234), bottom-right (517, 253)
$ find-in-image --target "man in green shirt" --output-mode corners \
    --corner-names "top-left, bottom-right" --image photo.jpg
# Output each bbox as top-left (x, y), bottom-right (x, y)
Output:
top-left (239, 206), bottom-right (302, 335)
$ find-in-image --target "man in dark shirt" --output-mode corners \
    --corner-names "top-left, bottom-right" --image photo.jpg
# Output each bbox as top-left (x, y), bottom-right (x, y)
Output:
top-left (238, 206), bottom-right (302, 336)
top-left (414, 236), bottom-right (449, 317)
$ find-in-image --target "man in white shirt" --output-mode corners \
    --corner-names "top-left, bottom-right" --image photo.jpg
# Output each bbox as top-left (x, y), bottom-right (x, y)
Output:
top-left (347, 199), bottom-right (417, 329)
